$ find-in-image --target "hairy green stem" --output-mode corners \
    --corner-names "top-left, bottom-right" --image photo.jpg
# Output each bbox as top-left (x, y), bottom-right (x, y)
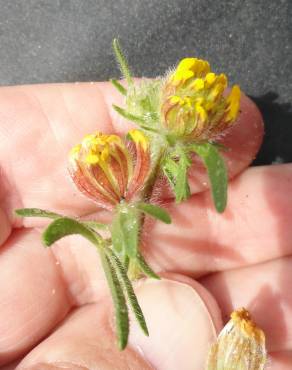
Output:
top-left (127, 135), bottom-right (167, 280)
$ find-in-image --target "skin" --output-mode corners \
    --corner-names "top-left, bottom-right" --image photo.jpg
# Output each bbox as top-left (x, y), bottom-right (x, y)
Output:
top-left (0, 82), bottom-right (291, 369)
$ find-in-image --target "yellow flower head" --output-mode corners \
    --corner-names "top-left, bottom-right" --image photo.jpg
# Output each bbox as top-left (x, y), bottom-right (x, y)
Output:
top-left (161, 57), bottom-right (241, 140)
top-left (206, 308), bottom-right (266, 370)
top-left (69, 131), bottom-right (150, 210)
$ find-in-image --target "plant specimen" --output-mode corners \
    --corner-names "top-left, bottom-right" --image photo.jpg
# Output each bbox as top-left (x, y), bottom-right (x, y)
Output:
top-left (15, 39), bottom-right (258, 360)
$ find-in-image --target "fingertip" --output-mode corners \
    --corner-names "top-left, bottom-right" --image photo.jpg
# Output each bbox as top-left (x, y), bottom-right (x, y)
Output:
top-left (129, 274), bottom-right (222, 370)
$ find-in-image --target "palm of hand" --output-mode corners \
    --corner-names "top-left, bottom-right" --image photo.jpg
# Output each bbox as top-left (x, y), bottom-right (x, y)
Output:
top-left (0, 83), bottom-right (291, 369)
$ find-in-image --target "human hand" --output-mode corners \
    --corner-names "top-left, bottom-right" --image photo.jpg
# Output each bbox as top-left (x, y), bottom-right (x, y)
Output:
top-left (0, 82), bottom-right (291, 369)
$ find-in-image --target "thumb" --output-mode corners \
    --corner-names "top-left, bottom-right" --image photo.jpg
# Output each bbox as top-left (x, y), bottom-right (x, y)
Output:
top-left (129, 274), bottom-right (222, 370)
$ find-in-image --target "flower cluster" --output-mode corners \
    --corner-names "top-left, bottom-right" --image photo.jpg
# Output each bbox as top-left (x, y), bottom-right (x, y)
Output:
top-left (161, 57), bottom-right (241, 141)
top-left (69, 130), bottom-right (150, 210)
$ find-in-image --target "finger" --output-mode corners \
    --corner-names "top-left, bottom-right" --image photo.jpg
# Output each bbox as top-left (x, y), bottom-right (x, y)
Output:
top-left (0, 83), bottom-right (112, 229)
top-left (0, 229), bottom-right (71, 366)
top-left (16, 303), bottom-right (153, 370)
top-left (269, 352), bottom-right (292, 370)
top-left (200, 256), bottom-right (292, 352)
top-left (145, 163), bottom-right (292, 277)
top-left (1, 360), bottom-right (22, 369)
top-left (0, 83), bottom-right (262, 228)
top-left (17, 275), bottom-right (222, 370)
top-left (9, 163), bottom-right (292, 314)
top-left (0, 207), bottom-right (11, 245)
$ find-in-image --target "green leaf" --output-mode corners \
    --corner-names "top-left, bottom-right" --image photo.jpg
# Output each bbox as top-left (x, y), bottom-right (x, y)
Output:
top-left (174, 151), bottom-right (191, 202)
top-left (15, 208), bottom-right (62, 219)
top-left (136, 252), bottom-right (160, 280)
top-left (42, 217), bottom-right (101, 247)
top-left (120, 208), bottom-right (139, 258)
top-left (112, 38), bottom-right (133, 86)
top-left (83, 221), bottom-right (109, 231)
top-left (162, 150), bottom-right (192, 202)
top-left (113, 105), bottom-right (145, 125)
top-left (106, 248), bottom-right (149, 336)
top-left (110, 79), bottom-right (127, 96)
top-left (99, 249), bottom-right (129, 350)
top-left (34, 215), bottom-right (130, 350)
top-left (137, 202), bottom-right (171, 224)
top-left (139, 125), bottom-right (161, 134)
top-left (162, 157), bottom-right (179, 188)
top-left (111, 206), bottom-right (140, 258)
top-left (190, 143), bottom-right (228, 213)
top-left (111, 213), bottom-right (124, 254)
top-left (16, 208), bottom-right (110, 232)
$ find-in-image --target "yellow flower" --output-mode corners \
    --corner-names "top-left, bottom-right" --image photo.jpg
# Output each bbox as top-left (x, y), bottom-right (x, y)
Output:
top-left (161, 57), bottom-right (241, 141)
top-left (69, 131), bottom-right (150, 210)
top-left (206, 308), bottom-right (266, 370)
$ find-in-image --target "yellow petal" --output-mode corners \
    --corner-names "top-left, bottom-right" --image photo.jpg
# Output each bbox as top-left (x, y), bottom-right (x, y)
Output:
top-left (191, 78), bottom-right (204, 91)
top-left (172, 69), bottom-right (194, 82)
top-left (205, 72), bottom-right (216, 85)
top-left (85, 153), bottom-right (100, 164)
top-left (192, 59), bottom-right (210, 77)
top-left (170, 95), bottom-right (183, 104)
top-left (176, 57), bottom-right (197, 71)
top-left (128, 129), bottom-right (149, 151)
top-left (195, 103), bottom-right (207, 122)
top-left (226, 84), bottom-right (241, 122)
top-left (69, 144), bottom-right (81, 161)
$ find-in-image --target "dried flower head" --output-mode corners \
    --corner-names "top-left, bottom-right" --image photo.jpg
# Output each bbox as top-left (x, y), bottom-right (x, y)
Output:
top-left (69, 130), bottom-right (150, 210)
top-left (206, 308), bottom-right (267, 370)
top-left (161, 57), bottom-right (241, 141)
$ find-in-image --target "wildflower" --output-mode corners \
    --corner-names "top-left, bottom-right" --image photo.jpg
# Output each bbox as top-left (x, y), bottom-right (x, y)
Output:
top-left (206, 308), bottom-right (266, 370)
top-left (161, 57), bottom-right (241, 141)
top-left (69, 130), bottom-right (150, 210)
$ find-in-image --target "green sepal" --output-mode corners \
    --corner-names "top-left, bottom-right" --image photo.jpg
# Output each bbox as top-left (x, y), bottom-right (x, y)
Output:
top-left (137, 202), bottom-right (171, 224)
top-left (110, 78), bottom-right (127, 96)
top-left (111, 206), bottom-right (140, 258)
top-left (136, 252), bottom-right (160, 280)
top-left (106, 248), bottom-right (149, 336)
top-left (99, 249), bottom-right (129, 350)
top-left (189, 142), bottom-right (228, 213)
top-left (15, 207), bottom-right (62, 219)
top-left (42, 217), bottom-right (102, 247)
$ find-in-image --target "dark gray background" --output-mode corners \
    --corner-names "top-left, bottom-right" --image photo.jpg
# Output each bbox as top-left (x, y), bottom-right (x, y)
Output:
top-left (0, 0), bottom-right (291, 164)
